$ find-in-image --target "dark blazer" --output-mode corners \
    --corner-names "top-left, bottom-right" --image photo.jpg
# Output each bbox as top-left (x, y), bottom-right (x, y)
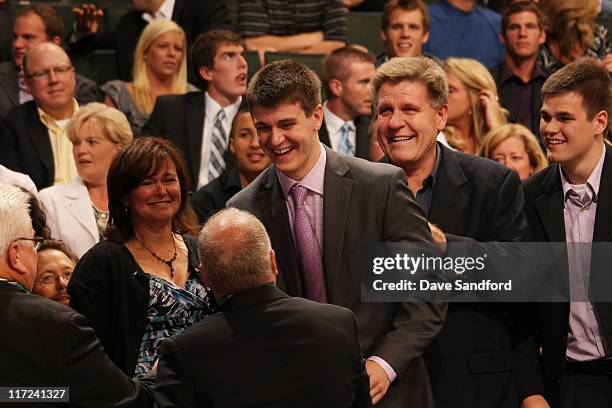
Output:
top-left (0, 101), bottom-right (54, 190)
top-left (319, 115), bottom-right (371, 160)
top-left (0, 281), bottom-right (154, 407)
top-left (191, 165), bottom-right (242, 224)
top-left (67, 236), bottom-right (207, 377)
top-left (0, 62), bottom-right (101, 115)
top-left (68, 0), bottom-right (229, 80)
top-left (490, 62), bottom-right (549, 139)
top-left (523, 144), bottom-right (612, 408)
top-left (155, 284), bottom-right (373, 408)
top-left (229, 146), bottom-right (446, 408)
top-left (384, 144), bottom-right (542, 408)
top-left (143, 91), bottom-right (235, 190)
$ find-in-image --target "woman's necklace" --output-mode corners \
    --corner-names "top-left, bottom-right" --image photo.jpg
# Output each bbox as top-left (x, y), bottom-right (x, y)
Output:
top-left (138, 234), bottom-right (178, 278)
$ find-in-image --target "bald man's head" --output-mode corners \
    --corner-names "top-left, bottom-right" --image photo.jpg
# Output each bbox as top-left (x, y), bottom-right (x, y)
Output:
top-left (198, 208), bottom-right (277, 298)
top-left (23, 43), bottom-right (76, 119)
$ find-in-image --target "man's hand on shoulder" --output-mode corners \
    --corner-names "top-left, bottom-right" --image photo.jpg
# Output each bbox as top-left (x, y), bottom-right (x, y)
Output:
top-left (365, 360), bottom-right (390, 405)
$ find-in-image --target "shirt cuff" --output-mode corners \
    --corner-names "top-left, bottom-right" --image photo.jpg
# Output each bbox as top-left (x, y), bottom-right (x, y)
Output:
top-left (367, 356), bottom-right (397, 383)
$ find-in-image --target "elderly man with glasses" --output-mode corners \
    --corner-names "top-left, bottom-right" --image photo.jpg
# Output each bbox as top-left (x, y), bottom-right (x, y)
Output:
top-left (0, 42), bottom-right (80, 190)
top-left (0, 183), bottom-right (156, 407)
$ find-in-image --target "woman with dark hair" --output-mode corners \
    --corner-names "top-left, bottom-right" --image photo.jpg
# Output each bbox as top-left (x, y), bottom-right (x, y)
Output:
top-left (32, 239), bottom-right (78, 306)
top-left (68, 137), bottom-right (213, 378)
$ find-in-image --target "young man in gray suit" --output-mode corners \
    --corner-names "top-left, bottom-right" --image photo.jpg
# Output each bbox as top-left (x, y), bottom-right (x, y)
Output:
top-left (229, 60), bottom-right (446, 407)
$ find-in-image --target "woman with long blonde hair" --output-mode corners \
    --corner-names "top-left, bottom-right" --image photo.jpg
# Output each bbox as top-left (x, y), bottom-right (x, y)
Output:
top-left (442, 58), bottom-right (509, 154)
top-left (101, 20), bottom-right (194, 135)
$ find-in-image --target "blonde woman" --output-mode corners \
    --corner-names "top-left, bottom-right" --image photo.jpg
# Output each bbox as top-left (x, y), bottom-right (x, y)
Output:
top-left (480, 123), bottom-right (549, 180)
top-left (443, 58), bottom-right (509, 154)
top-left (39, 103), bottom-right (133, 258)
top-left (101, 20), bottom-right (194, 135)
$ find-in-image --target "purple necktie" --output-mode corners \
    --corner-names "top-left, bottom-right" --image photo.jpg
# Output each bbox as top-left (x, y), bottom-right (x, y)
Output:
top-left (290, 184), bottom-right (327, 302)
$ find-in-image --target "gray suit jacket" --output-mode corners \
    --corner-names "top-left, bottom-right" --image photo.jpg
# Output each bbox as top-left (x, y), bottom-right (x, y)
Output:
top-left (229, 146), bottom-right (446, 408)
top-left (0, 62), bottom-right (101, 115)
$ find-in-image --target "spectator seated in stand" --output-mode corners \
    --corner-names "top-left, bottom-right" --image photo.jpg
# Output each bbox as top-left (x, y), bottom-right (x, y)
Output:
top-left (0, 4), bottom-right (100, 116)
top-left (32, 239), bottom-right (78, 306)
top-left (39, 103), bottom-right (133, 259)
top-left (101, 20), bottom-right (196, 136)
top-left (479, 123), bottom-right (548, 181)
top-left (442, 57), bottom-right (509, 154)
top-left (68, 0), bottom-right (230, 81)
top-left (191, 102), bottom-right (271, 224)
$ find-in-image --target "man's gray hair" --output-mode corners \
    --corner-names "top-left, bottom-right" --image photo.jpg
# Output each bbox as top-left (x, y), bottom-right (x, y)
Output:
top-left (0, 184), bottom-right (32, 257)
top-left (371, 56), bottom-right (448, 111)
top-left (198, 208), bottom-right (273, 295)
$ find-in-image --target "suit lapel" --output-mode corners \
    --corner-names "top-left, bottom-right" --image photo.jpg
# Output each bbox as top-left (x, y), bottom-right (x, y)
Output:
top-left (171, 0), bottom-right (184, 20)
top-left (27, 104), bottom-right (53, 183)
top-left (322, 148), bottom-right (353, 304)
top-left (534, 165), bottom-right (566, 242)
top-left (318, 119), bottom-right (332, 148)
top-left (592, 145), bottom-right (612, 242)
top-left (355, 116), bottom-right (371, 160)
top-left (0, 63), bottom-right (19, 107)
top-left (258, 169), bottom-right (303, 296)
top-left (185, 93), bottom-right (205, 185)
top-left (429, 146), bottom-right (468, 232)
top-left (63, 180), bottom-right (99, 242)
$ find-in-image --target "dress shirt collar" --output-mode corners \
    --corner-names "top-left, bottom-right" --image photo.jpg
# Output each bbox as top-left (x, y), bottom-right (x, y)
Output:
top-left (277, 143), bottom-right (327, 198)
top-left (142, 0), bottom-right (175, 22)
top-left (37, 98), bottom-right (79, 125)
top-left (560, 144), bottom-right (606, 205)
top-left (500, 60), bottom-right (547, 84)
top-left (323, 101), bottom-right (355, 135)
top-left (204, 91), bottom-right (242, 124)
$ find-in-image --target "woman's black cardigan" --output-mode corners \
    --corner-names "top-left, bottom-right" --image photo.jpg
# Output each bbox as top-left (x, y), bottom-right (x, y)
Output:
top-left (67, 235), bottom-right (206, 377)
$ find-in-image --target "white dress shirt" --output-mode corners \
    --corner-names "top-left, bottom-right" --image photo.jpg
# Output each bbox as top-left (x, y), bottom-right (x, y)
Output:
top-left (323, 102), bottom-right (356, 156)
top-left (196, 93), bottom-right (242, 188)
top-left (142, 0), bottom-right (175, 22)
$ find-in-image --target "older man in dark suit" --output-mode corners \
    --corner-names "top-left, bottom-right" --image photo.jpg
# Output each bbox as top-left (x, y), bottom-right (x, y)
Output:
top-left (524, 58), bottom-right (612, 408)
top-left (228, 60), bottom-right (445, 407)
top-left (0, 4), bottom-right (99, 115)
top-left (375, 56), bottom-right (545, 408)
top-left (69, 0), bottom-right (230, 81)
top-left (155, 208), bottom-right (372, 407)
top-left (0, 183), bottom-right (154, 407)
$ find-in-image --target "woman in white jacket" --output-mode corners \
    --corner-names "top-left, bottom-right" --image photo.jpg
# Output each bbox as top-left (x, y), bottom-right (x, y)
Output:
top-left (39, 103), bottom-right (133, 258)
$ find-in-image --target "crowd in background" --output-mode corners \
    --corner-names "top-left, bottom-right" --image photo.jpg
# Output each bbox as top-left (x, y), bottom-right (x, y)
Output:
top-left (0, 0), bottom-right (612, 407)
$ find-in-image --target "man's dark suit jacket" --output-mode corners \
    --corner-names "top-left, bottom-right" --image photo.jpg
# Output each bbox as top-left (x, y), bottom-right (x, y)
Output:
top-left (490, 62), bottom-right (549, 140)
top-left (384, 144), bottom-right (542, 408)
top-left (0, 101), bottom-right (58, 190)
top-left (0, 61), bottom-right (101, 115)
top-left (229, 146), bottom-right (446, 408)
top-left (68, 0), bottom-right (229, 80)
top-left (523, 144), bottom-right (612, 408)
top-left (191, 165), bottom-right (242, 223)
top-left (319, 116), bottom-right (371, 160)
top-left (0, 281), bottom-right (154, 407)
top-left (143, 91), bottom-right (235, 191)
top-left (155, 284), bottom-right (373, 408)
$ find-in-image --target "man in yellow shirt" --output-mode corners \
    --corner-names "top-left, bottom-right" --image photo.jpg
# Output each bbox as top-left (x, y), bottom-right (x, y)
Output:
top-left (0, 42), bottom-right (78, 189)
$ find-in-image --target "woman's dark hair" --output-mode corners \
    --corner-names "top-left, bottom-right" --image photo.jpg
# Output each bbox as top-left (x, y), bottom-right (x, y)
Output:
top-left (106, 136), bottom-right (197, 242)
top-left (38, 239), bottom-right (79, 263)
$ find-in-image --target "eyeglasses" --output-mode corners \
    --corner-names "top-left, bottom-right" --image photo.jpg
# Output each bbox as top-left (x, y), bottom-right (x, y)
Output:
top-left (25, 66), bottom-right (74, 81)
top-left (37, 270), bottom-right (73, 285)
top-left (16, 236), bottom-right (45, 250)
